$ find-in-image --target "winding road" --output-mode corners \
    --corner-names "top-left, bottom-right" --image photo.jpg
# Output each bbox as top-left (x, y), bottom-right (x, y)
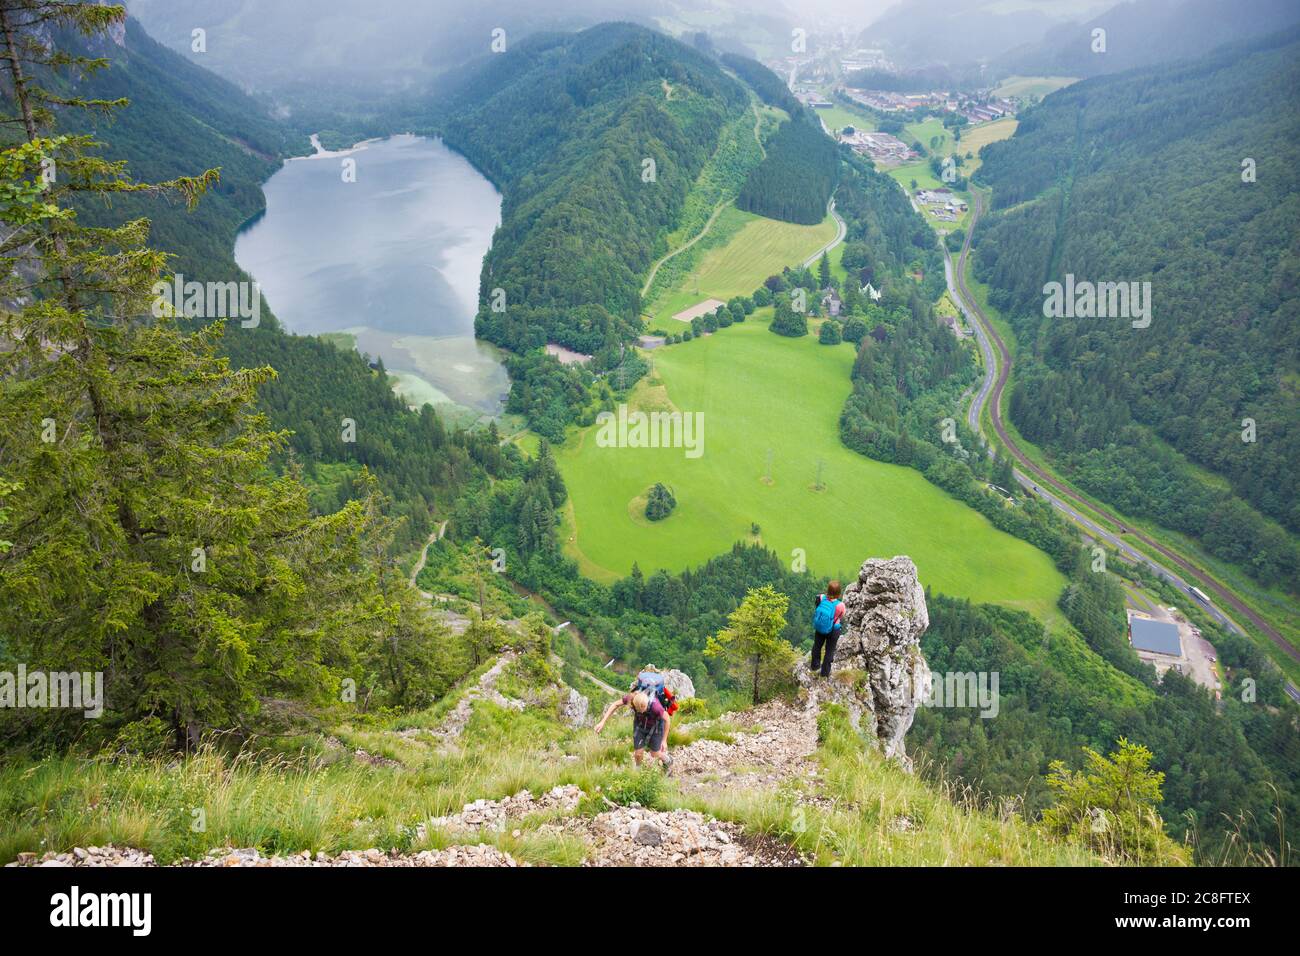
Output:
top-left (802, 197), bottom-right (846, 270)
top-left (641, 102), bottom-right (773, 302)
top-left (946, 193), bottom-right (1300, 700)
top-left (641, 201), bottom-right (726, 299)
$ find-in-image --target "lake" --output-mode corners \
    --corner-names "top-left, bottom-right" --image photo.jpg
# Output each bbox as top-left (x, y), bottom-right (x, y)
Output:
top-left (235, 133), bottom-right (508, 417)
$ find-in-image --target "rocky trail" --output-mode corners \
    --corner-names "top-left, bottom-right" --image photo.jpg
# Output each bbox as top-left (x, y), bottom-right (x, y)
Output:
top-left (672, 698), bottom-right (820, 798)
top-left (407, 652), bottom-right (526, 742)
top-left (9, 558), bottom-right (932, 869)
top-left (9, 697), bottom-right (821, 869)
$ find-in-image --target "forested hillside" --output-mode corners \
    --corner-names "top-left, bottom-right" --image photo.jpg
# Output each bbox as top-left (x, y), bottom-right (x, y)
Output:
top-left (723, 56), bottom-right (839, 226)
top-left (55, 18), bottom-right (483, 553)
top-left (973, 28), bottom-right (1300, 589)
top-left (997, 0), bottom-right (1300, 77)
top-left (735, 114), bottom-right (839, 225)
top-left (63, 18), bottom-right (291, 283)
top-left (914, 586), bottom-right (1299, 863)
top-left (440, 24), bottom-right (748, 354)
top-left (719, 52), bottom-right (801, 114)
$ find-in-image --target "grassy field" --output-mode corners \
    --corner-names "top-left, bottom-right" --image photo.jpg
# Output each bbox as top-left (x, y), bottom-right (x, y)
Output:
top-left (992, 75), bottom-right (1078, 100)
top-left (556, 316), bottom-right (1066, 620)
top-left (888, 160), bottom-right (946, 194)
top-left (956, 117), bottom-right (1018, 176)
top-left (904, 117), bottom-right (952, 154)
top-left (645, 205), bottom-right (837, 327)
top-left (815, 103), bottom-right (877, 137)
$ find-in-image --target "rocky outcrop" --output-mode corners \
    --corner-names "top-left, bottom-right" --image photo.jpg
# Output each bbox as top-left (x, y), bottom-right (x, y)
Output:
top-left (797, 556), bottom-right (931, 765)
top-left (661, 669), bottom-right (696, 700)
top-left (561, 687), bottom-right (589, 727)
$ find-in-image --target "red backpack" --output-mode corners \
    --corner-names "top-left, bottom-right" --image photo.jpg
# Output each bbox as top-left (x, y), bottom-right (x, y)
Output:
top-left (632, 669), bottom-right (678, 716)
top-left (660, 685), bottom-right (678, 716)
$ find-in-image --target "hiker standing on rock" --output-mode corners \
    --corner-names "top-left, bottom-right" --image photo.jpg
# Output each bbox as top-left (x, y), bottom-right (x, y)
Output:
top-left (811, 580), bottom-right (846, 678)
top-left (593, 667), bottom-right (676, 774)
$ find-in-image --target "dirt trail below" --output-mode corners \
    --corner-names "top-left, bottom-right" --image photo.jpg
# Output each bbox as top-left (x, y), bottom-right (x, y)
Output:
top-left (11, 693), bottom-right (828, 868)
top-left (671, 698), bottom-right (819, 798)
top-left (409, 520), bottom-right (448, 599)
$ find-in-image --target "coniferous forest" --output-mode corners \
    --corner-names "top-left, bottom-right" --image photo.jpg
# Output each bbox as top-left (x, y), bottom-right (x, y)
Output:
top-left (0, 1), bottom-right (1296, 891)
top-left (974, 30), bottom-right (1300, 590)
top-left (736, 115), bottom-right (840, 225)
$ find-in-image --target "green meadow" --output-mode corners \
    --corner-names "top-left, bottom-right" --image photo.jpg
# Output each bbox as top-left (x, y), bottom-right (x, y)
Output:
top-left (904, 117), bottom-right (952, 154)
top-left (954, 117), bottom-right (1018, 176)
top-left (816, 103), bottom-right (877, 136)
top-left (645, 205), bottom-right (837, 327)
top-left (888, 160), bottom-right (946, 193)
top-left (991, 75), bottom-right (1078, 100)
top-left (556, 316), bottom-right (1066, 620)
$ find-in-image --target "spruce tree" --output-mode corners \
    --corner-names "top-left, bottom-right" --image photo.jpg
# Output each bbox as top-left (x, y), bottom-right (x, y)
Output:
top-left (705, 585), bottom-right (798, 705)
top-left (0, 2), bottom-right (443, 749)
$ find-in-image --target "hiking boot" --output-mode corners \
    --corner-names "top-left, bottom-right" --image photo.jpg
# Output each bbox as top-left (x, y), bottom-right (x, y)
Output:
top-left (661, 754), bottom-right (674, 776)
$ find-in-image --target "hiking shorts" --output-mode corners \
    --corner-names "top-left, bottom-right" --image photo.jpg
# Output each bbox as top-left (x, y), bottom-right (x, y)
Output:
top-left (633, 720), bottom-right (665, 752)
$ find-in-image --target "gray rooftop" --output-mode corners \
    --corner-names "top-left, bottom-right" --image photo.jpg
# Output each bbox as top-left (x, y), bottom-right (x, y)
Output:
top-left (1129, 617), bottom-right (1182, 657)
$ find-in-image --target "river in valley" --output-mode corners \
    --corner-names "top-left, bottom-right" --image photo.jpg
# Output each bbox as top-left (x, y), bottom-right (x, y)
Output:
top-left (235, 133), bottom-right (507, 420)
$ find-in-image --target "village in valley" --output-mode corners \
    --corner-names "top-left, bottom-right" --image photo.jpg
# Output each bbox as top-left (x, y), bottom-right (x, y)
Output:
top-left (750, 30), bottom-right (1034, 257)
top-left (767, 36), bottom-right (1024, 167)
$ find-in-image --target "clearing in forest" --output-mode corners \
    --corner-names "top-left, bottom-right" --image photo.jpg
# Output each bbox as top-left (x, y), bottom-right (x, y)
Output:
top-left (556, 317), bottom-right (1065, 621)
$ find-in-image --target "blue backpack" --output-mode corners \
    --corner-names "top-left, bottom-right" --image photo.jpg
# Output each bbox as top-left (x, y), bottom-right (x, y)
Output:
top-left (813, 596), bottom-right (840, 635)
top-left (632, 669), bottom-right (666, 698)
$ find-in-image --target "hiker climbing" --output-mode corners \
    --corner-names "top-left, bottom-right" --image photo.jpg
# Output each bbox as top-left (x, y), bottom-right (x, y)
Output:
top-left (593, 666), bottom-right (677, 773)
top-left (810, 580), bottom-right (846, 678)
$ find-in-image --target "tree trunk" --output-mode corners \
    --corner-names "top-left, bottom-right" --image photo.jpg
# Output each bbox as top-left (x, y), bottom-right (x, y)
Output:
top-left (0, 5), bottom-right (39, 140)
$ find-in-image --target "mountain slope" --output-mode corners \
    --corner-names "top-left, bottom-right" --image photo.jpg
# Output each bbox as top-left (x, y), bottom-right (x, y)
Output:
top-left (0, 663), bottom-right (1106, 866)
top-left (124, 0), bottom-right (655, 93)
top-left (66, 17), bottom-right (291, 283)
top-left (971, 28), bottom-right (1300, 588)
top-left (439, 24), bottom-right (749, 355)
top-left (998, 0), bottom-right (1300, 76)
top-left (864, 0), bottom-right (1094, 67)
